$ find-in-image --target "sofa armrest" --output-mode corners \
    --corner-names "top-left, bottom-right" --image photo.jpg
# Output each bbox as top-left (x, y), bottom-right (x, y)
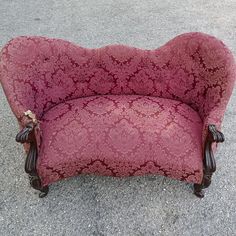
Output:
top-left (168, 33), bottom-right (235, 146)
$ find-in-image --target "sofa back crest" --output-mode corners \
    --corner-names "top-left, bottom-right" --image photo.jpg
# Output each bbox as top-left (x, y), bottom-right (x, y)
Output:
top-left (0, 33), bottom-right (235, 123)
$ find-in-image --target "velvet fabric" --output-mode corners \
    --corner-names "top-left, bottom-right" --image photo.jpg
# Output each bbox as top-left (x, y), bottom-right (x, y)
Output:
top-left (0, 32), bottom-right (235, 186)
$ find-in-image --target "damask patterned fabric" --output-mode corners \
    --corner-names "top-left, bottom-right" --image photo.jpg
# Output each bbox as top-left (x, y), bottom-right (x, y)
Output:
top-left (38, 95), bottom-right (203, 186)
top-left (0, 32), bottom-right (235, 186)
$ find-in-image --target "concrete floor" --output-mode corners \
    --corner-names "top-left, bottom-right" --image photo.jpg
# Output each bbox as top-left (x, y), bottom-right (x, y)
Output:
top-left (0, 0), bottom-right (236, 235)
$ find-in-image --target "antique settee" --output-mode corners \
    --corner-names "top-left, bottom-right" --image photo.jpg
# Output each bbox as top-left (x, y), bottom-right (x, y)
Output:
top-left (0, 32), bottom-right (235, 198)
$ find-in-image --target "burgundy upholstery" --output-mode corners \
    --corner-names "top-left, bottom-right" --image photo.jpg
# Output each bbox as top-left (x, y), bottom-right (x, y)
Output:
top-left (38, 95), bottom-right (203, 185)
top-left (0, 32), bottom-right (235, 186)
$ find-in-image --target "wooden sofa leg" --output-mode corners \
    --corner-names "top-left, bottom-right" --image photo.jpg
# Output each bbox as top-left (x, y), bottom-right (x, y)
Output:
top-left (39, 186), bottom-right (49, 198)
top-left (194, 183), bottom-right (205, 198)
top-left (193, 124), bottom-right (224, 198)
top-left (29, 174), bottom-right (49, 198)
top-left (193, 172), bottom-right (212, 198)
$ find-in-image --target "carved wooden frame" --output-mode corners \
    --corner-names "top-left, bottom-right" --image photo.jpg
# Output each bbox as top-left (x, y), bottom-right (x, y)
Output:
top-left (194, 124), bottom-right (224, 198)
top-left (16, 122), bottom-right (49, 198)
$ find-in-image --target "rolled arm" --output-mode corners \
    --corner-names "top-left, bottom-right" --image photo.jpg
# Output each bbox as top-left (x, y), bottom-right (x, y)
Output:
top-left (0, 36), bottom-right (94, 121)
top-left (170, 33), bottom-right (236, 145)
top-left (201, 47), bottom-right (236, 143)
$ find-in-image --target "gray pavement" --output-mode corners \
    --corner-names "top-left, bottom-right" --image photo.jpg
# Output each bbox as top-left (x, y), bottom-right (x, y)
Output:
top-left (0, 0), bottom-right (236, 235)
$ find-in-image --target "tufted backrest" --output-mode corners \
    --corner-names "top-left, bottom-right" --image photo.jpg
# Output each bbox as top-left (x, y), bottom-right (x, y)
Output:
top-left (0, 32), bottom-right (235, 125)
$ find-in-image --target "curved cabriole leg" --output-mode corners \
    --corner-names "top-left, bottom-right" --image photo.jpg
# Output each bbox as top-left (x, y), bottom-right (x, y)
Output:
top-left (29, 175), bottom-right (49, 198)
top-left (193, 183), bottom-right (204, 198)
top-left (16, 121), bottom-right (49, 198)
top-left (194, 124), bottom-right (224, 198)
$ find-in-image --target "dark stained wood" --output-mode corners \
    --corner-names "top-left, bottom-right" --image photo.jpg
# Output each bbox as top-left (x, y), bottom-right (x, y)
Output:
top-left (194, 124), bottom-right (224, 198)
top-left (16, 121), bottom-right (49, 198)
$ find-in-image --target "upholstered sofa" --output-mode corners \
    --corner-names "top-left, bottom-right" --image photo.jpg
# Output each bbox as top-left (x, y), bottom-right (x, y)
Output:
top-left (0, 32), bottom-right (235, 198)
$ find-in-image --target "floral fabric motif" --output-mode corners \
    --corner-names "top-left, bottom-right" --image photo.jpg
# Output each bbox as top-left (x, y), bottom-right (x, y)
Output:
top-left (38, 95), bottom-right (203, 185)
top-left (0, 32), bottom-right (235, 186)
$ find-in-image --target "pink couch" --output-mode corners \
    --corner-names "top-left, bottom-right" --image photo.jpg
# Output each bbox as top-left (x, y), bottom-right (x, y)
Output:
top-left (0, 32), bottom-right (235, 198)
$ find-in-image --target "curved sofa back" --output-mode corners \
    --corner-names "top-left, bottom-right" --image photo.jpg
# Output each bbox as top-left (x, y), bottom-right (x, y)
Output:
top-left (0, 32), bottom-right (235, 123)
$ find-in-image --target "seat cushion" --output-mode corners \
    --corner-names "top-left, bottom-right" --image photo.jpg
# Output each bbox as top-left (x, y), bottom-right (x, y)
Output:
top-left (37, 95), bottom-right (203, 186)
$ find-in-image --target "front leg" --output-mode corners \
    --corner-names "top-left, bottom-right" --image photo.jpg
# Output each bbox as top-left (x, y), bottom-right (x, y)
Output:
top-left (16, 121), bottom-right (49, 198)
top-left (194, 124), bottom-right (224, 198)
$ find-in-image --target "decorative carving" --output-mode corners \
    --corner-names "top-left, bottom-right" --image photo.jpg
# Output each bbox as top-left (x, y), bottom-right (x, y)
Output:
top-left (16, 122), bottom-right (35, 143)
top-left (16, 118), bottom-right (49, 198)
top-left (194, 124), bottom-right (224, 198)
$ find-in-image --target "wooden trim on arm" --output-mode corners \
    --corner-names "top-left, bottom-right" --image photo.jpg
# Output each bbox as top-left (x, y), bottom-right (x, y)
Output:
top-left (16, 112), bottom-right (49, 198)
top-left (194, 124), bottom-right (224, 198)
